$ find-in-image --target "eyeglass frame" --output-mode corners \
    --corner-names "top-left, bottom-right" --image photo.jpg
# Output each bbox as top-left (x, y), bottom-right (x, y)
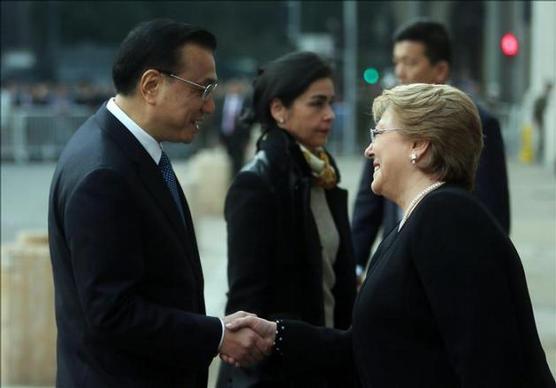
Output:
top-left (369, 127), bottom-right (404, 142)
top-left (156, 69), bottom-right (218, 101)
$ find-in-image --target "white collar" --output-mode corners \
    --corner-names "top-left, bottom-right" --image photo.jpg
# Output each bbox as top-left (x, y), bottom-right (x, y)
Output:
top-left (106, 97), bottom-right (162, 164)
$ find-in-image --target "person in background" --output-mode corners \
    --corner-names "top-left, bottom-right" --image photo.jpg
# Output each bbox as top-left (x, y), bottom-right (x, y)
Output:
top-left (48, 19), bottom-right (270, 388)
top-left (352, 20), bottom-right (510, 280)
top-left (217, 51), bottom-right (356, 387)
top-left (533, 80), bottom-right (553, 163)
top-left (219, 79), bottom-right (251, 177)
top-left (225, 83), bottom-right (556, 388)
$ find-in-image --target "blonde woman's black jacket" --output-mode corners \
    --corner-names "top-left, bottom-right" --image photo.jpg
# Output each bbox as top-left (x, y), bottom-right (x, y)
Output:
top-left (274, 185), bottom-right (555, 388)
top-left (218, 127), bottom-right (357, 387)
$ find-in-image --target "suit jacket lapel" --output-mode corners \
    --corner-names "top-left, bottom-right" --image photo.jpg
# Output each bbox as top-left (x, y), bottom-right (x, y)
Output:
top-left (94, 105), bottom-right (189, 248)
top-left (176, 183), bottom-right (205, 297)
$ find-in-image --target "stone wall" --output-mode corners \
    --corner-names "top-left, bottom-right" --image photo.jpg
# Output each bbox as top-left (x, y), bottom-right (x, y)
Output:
top-left (1, 231), bottom-right (56, 386)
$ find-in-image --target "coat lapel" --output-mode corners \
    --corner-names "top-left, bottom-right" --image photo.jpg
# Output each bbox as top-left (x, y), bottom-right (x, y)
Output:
top-left (176, 182), bottom-right (205, 298)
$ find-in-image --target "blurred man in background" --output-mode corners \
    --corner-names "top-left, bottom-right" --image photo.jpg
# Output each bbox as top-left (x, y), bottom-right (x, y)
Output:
top-left (218, 79), bottom-right (250, 178)
top-left (533, 81), bottom-right (554, 163)
top-left (352, 20), bottom-right (510, 280)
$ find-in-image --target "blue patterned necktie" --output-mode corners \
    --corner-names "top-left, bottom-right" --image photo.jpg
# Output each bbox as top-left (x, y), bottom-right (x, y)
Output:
top-left (158, 151), bottom-right (185, 223)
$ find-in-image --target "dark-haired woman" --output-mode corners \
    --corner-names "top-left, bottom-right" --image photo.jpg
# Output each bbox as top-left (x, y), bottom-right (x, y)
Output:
top-left (216, 51), bottom-right (356, 387)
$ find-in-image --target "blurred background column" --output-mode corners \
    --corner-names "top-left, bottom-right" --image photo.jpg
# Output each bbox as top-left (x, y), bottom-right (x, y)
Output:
top-left (484, 1), bottom-right (502, 101)
top-left (287, 0), bottom-right (301, 44)
top-left (342, 0), bottom-right (357, 155)
top-left (483, 1), bottom-right (531, 101)
top-left (509, 1), bottom-right (529, 103)
top-left (483, 1), bottom-right (533, 159)
top-left (44, 1), bottom-right (61, 81)
top-left (391, 0), bottom-right (424, 25)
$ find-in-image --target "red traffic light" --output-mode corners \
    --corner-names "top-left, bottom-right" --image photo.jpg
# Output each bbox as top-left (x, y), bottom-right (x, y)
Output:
top-left (500, 33), bottom-right (519, 57)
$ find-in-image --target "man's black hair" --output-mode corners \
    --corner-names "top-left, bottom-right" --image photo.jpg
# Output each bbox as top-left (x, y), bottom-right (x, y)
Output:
top-left (393, 20), bottom-right (451, 65)
top-left (112, 18), bottom-right (216, 95)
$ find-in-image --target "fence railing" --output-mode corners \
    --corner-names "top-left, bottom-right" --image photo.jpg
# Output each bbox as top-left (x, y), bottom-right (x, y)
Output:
top-left (1, 101), bottom-right (525, 164)
top-left (1, 106), bottom-right (93, 163)
top-left (1, 105), bottom-right (207, 163)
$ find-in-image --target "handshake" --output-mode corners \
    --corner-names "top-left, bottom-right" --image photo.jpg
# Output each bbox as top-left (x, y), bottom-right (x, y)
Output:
top-left (218, 311), bottom-right (277, 367)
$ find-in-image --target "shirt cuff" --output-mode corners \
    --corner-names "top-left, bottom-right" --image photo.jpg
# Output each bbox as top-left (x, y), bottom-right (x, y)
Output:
top-left (217, 318), bottom-right (225, 352)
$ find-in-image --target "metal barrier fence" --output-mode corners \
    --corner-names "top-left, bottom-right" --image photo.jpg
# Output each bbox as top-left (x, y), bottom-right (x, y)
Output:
top-left (1, 107), bottom-right (93, 163)
top-left (1, 102), bottom-right (524, 164)
top-left (0, 106), bottom-right (205, 163)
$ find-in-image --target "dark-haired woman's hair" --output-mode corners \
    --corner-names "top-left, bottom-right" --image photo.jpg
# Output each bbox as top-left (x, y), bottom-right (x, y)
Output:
top-left (112, 18), bottom-right (216, 95)
top-left (244, 51), bottom-right (333, 129)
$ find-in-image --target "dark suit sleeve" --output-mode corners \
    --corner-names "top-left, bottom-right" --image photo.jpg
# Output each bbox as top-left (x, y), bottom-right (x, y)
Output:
top-left (474, 111), bottom-right (510, 233)
top-left (65, 168), bottom-right (221, 369)
top-left (410, 193), bottom-right (544, 386)
top-left (224, 171), bottom-right (276, 317)
top-left (278, 320), bottom-right (353, 376)
top-left (351, 158), bottom-right (384, 268)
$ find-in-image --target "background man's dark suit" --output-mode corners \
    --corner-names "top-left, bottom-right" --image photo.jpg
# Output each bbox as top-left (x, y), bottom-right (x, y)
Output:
top-left (352, 106), bottom-right (510, 268)
top-left (48, 105), bottom-right (221, 388)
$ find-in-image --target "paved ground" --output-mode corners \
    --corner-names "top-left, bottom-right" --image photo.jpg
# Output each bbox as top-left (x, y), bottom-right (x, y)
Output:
top-left (1, 151), bottom-right (555, 386)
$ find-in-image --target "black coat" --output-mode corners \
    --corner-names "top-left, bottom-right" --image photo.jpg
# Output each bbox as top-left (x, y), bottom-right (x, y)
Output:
top-left (352, 106), bottom-right (511, 268)
top-left (277, 185), bottom-right (555, 388)
top-left (218, 127), bottom-right (356, 387)
top-left (48, 104), bottom-right (221, 388)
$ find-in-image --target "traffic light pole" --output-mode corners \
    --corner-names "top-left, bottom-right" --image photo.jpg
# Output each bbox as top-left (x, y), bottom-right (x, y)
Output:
top-left (484, 1), bottom-right (502, 101)
top-left (342, 1), bottom-right (357, 155)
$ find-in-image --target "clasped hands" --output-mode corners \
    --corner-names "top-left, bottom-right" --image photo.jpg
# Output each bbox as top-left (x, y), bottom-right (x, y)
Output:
top-left (219, 311), bottom-right (276, 367)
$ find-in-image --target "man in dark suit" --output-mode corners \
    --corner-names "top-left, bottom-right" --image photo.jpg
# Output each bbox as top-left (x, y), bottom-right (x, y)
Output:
top-left (352, 20), bottom-right (510, 278)
top-left (48, 19), bottom-right (270, 388)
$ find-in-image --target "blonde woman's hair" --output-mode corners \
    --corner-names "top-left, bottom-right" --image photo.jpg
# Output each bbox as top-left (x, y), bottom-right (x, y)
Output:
top-left (372, 83), bottom-right (483, 190)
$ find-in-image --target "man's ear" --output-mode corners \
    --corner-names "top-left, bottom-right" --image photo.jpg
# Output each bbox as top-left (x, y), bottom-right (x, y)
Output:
top-left (270, 98), bottom-right (287, 127)
top-left (139, 69), bottom-right (162, 104)
top-left (433, 60), bottom-right (450, 84)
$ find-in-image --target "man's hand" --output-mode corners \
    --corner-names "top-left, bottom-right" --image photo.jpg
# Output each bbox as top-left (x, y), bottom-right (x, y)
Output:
top-left (223, 310), bottom-right (257, 325)
top-left (220, 316), bottom-right (277, 366)
top-left (227, 315), bottom-right (277, 341)
top-left (219, 325), bottom-right (272, 367)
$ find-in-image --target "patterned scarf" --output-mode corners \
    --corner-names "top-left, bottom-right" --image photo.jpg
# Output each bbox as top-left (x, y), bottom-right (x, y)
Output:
top-left (298, 143), bottom-right (338, 189)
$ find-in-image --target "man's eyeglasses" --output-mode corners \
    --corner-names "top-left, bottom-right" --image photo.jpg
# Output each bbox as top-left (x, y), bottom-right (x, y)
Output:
top-left (157, 69), bottom-right (217, 101)
top-left (369, 127), bottom-right (403, 142)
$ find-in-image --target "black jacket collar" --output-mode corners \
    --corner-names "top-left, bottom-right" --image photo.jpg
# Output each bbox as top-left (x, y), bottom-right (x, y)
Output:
top-left (256, 124), bottom-right (342, 184)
